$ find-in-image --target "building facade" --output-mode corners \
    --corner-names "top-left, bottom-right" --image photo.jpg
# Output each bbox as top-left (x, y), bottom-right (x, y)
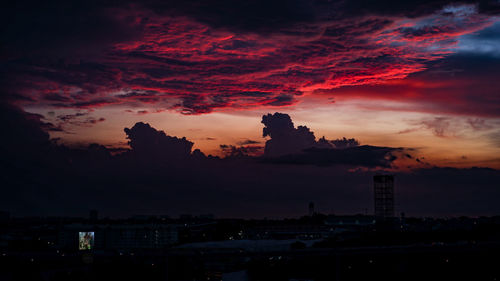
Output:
top-left (58, 223), bottom-right (179, 250)
top-left (374, 175), bottom-right (395, 218)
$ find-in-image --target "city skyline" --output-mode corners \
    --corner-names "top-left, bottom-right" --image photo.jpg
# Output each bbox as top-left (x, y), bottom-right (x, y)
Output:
top-left (1, 2), bottom-right (500, 280)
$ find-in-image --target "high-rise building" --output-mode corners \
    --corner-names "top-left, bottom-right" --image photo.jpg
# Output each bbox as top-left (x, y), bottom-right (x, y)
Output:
top-left (374, 175), bottom-right (395, 218)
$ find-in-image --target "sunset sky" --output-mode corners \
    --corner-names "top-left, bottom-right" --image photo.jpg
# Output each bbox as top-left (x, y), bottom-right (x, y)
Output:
top-left (4, 1), bottom-right (499, 169)
top-left (1, 0), bottom-right (500, 217)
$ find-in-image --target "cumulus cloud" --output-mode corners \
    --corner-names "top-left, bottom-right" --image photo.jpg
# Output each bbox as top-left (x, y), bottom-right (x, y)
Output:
top-left (124, 122), bottom-right (194, 160)
top-left (1, 105), bottom-right (499, 217)
top-left (261, 112), bottom-right (402, 168)
top-left (262, 113), bottom-right (318, 157)
top-left (261, 112), bottom-right (363, 156)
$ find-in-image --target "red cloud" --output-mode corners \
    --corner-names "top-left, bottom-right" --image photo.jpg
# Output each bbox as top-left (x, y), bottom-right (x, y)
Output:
top-left (4, 4), bottom-right (498, 116)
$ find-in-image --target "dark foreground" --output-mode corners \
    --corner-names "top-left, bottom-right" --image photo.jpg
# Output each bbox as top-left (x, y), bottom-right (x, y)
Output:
top-left (1, 215), bottom-right (499, 281)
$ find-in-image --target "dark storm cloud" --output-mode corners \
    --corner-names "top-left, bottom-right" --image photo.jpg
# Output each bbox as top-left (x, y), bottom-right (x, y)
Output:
top-left (136, 0), bottom-right (318, 32)
top-left (1, 105), bottom-right (499, 217)
top-left (0, 103), bottom-right (50, 147)
top-left (341, 0), bottom-right (500, 18)
top-left (1, 0), bottom-right (143, 58)
top-left (40, 122), bottom-right (65, 132)
top-left (2, 0), bottom-right (498, 115)
top-left (137, 0), bottom-right (500, 32)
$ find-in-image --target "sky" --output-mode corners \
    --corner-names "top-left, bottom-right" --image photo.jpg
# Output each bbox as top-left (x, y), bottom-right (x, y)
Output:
top-left (1, 0), bottom-right (499, 217)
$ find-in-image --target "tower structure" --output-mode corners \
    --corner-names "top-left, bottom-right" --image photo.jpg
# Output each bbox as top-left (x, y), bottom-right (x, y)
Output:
top-left (374, 175), bottom-right (395, 218)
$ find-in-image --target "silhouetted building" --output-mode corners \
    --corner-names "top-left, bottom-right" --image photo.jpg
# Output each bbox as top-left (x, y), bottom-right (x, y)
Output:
top-left (325, 215), bottom-right (376, 227)
top-left (374, 175), bottom-right (395, 217)
top-left (58, 223), bottom-right (179, 250)
top-left (308, 202), bottom-right (315, 216)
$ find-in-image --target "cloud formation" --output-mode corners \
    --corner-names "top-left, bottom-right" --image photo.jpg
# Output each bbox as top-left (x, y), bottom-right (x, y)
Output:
top-left (1, 103), bottom-right (499, 218)
top-left (261, 112), bottom-right (362, 154)
top-left (262, 113), bottom-right (318, 157)
top-left (0, 103), bottom-right (50, 149)
top-left (260, 112), bottom-right (402, 168)
top-left (1, 1), bottom-right (500, 218)
top-left (124, 122), bottom-right (194, 160)
top-left (220, 144), bottom-right (264, 158)
top-left (315, 53), bottom-right (500, 117)
top-left (2, 0), bottom-right (498, 115)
